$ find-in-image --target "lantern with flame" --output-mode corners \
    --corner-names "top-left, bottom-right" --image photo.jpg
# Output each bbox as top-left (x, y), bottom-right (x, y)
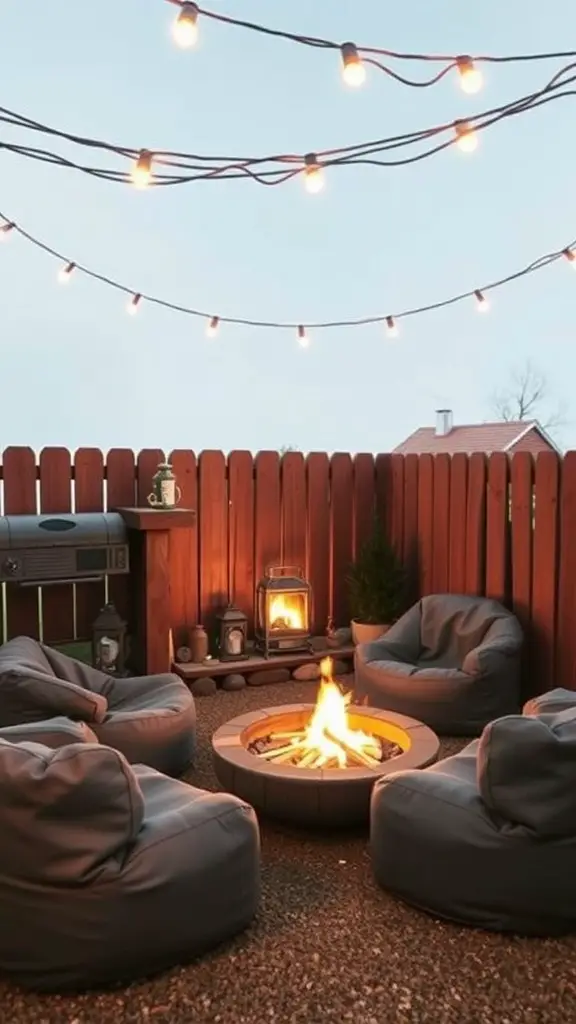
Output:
top-left (91, 602), bottom-right (127, 676)
top-left (255, 566), bottom-right (312, 657)
top-left (216, 604), bottom-right (249, 661)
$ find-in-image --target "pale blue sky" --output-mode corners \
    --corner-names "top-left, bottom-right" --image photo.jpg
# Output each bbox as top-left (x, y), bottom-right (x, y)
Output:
top-left (1, 0), bottom-right (574, 453)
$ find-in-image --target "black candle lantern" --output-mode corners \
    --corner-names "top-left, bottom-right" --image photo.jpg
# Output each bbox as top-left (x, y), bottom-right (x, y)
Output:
top-left (216, 604), bottom-right (249, 662)
top-left (92, 602), bottom-right (127, 676)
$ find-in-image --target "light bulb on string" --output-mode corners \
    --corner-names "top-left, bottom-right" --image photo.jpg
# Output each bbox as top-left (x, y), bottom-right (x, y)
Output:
top-left (172, 2), bottom-right (199, 48)
top-left (474, 289), bottom-right (489, 312)
top-left (127, 293), bottom-right (142, 315)
top-left (385, 316), bottom-right (398, 338)
top-left (206, 315), bottom-right (219, 337)
top-left (131, 149), bottom-right (153, 189)
top-left (456, 56), bottom-right (483, 95)
top-left (298, 325), bottom-right (309, 348)
top-left (303, 153), bottom-right (325, 194)
top-left (454, 120), bottom-right (478, 153)
top-left (0, 222), bottom-right (15, 240)
top-left (563, 248), bottom-right (576, 268)
top-left (340, 42), bottom-right (366, 87)
top-left (58, 261), bottom-right (76, 284)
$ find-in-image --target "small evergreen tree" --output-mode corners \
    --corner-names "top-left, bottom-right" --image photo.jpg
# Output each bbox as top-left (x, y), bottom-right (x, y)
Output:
top-left (346, 517), bottom-right (406, 625)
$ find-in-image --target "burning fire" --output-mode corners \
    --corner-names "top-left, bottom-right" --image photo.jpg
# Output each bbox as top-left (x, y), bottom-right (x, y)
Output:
top-left (269, 594), bottom-right (304, 631)
top-left (257, 657), bottom-right (383, 769)
top-left (304, 658), bottom-right (379, 767)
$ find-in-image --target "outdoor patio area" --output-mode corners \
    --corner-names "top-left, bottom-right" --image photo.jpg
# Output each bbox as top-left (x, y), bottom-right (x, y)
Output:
top-left (1, 445), bottom-right (576, 1021)
top-left (2, 676), bottom-right (575, 1024)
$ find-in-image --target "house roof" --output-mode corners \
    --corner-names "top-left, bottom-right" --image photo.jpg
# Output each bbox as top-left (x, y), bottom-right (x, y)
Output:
top-left (393, 420), bottom-right (559, 455)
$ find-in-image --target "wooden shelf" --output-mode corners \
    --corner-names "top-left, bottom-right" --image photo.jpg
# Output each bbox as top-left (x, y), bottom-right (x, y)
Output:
top-left (173, 643), bottom-right (354, 681)
top-left (116, 507), bottom-right (196, 531)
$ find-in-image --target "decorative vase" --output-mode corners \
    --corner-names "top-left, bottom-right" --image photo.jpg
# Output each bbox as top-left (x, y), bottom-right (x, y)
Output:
top-left (351, 620), bottom-right (390, 646)
top-left (190, 624), bottom-right (209, 663)
top-left (147, 462), bottom-right (182, 510)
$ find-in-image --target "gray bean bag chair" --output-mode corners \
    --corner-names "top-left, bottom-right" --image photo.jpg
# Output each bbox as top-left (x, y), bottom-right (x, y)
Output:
top-left (355, 594), bottom-right (523, 735)
top-left (0, 716), bottom-right (99, 748)
top-left (371, 709), bottom-right (576, 935)
top-left (0, 636), bottom-right (195, 777)
top-left (0, 733), bottom-right (260, 991)
top-left (523, 687), bottom-right (576, 717)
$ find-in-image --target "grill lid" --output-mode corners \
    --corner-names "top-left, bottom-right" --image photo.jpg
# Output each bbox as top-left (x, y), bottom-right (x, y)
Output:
top-left (0, 513), bottom-right (127, 549)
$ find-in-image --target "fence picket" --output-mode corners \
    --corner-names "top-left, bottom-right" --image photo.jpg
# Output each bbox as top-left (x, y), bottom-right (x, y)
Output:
top-left (74, 448), bottom-right (105, 639)
top-left (2, 447), bottom-right (40, 640)
top-left (532, 452), bottom-right (559, 694)
top-left (306, 453), bottom-right (330, 634)
top-left (228, 451), bottom-right (255, 631)
top-left (168, 450), bottom-right (199, 648)
top-left (432, 454), bottom-right (450, 592)
top-left (39, 447), bottom-right (74, 643)
top-left (330, 453), bottom-right (353, 626)
top-left (198, 450), bottom-right (228, 631)
top-left (556, 452), bottom-right (576, 689)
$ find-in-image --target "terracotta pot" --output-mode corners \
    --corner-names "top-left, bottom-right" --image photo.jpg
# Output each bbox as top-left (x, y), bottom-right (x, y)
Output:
top-left (351, 621), bottom-right (390, 645)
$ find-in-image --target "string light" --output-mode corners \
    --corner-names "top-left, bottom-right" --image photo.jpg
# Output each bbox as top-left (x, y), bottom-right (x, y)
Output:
top-left (58, 261), bottom-right (76, 284)
top-left (172, 1), bottom-right (199, 48)
top-left (131, 149), bottom-right (153, 189)
top-left (0, 222), bottom-right (15, 239)
top-left (2, 60), bottom-right (575, 189)
top-left (454, 120), bottom-right (478, 153)
top-left (1, 211), bottom-right (574, 338)
top-left (386, 316), bottom-right (398, 338)
top-left (303, 153), bottom-right (324, 194)
top-left (164, 3), bottom-right (576, 93)
top-left (474, 289), bottom-right (489, 312)
top-left (207, 315), bottom-right (219, 336)
top-left (563, 248), bottom-right (576, 268)
top-left (456, 56), bottom-right (483, 94)
top-left (340, 43), bottom-right (366, 87)
top-left (298, 325), bottom-right (309, 348)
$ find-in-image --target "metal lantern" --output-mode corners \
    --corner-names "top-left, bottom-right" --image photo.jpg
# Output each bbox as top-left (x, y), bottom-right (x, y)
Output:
top-left (254, 566), bottom-right (313, 657)
top-left (216, 604), bottom-right (249, 662)
top-left (91, 601), bottom-right (127, 676)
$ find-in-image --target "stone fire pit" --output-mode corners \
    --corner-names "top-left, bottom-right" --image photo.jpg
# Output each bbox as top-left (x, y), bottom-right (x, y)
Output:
top-left (212, 697), bottom-right (439, 828)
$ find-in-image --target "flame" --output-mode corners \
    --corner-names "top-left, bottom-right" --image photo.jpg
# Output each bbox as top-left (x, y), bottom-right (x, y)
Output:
top-left (303, 657), bottom-right (377, 767)
top-left (269, 594), bottom-right (304, 630)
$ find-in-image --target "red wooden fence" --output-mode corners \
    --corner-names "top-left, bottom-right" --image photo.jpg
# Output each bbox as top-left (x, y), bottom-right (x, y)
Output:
top-left (0, 447), bottom-right (385, 649)
top-left (0, 447), bottom-right (574, 694)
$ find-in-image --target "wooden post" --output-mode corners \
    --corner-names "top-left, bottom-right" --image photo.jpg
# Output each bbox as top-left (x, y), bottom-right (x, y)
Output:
top-left (116, 508), bottom-right (196, 676)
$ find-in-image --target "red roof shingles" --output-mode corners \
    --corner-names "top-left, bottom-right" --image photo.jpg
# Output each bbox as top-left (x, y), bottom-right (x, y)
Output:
top-left (393, 421), bottom-right (554, 455)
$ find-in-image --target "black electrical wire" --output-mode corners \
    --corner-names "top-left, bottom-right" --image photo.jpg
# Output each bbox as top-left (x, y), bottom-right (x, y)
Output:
top-left (167, 1), bottom-right (576, 89)
top-left (1, 62), bottom-right (575, 186)
top-left (0, 210), bottom-right (573, 331)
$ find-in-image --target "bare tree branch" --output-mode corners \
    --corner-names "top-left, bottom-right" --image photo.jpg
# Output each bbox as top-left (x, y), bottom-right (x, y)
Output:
top-left (491, 360), bottom-right (566, 432)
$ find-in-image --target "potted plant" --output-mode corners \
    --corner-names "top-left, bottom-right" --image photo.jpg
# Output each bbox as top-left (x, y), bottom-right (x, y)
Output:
top-left (346, 518), bottom-right (406, 645)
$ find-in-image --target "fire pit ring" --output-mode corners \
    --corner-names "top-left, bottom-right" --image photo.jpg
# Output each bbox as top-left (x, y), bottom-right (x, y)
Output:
top-left (212, 705), bottom-right (439, 828)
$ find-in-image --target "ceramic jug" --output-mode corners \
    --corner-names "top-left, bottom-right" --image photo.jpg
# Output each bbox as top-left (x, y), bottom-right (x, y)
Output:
top-left (148, 462), bottom-right (181, 510)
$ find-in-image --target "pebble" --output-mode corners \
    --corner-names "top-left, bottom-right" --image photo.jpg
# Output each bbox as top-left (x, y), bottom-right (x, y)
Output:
top-left (190, 677), bottom-right (217, 697)
top-left (292, 663), bottom-right (320, 681)
top-left (332, 659), bottom-right (350, 676)
top-left (247, 668), bottom-right (291, 687)
top-left (310, 636), bottom-right (329, 651)
top-left (334, 627), bottom-right (352, 644)
top-left (222, 674), bottom-right (247, 692)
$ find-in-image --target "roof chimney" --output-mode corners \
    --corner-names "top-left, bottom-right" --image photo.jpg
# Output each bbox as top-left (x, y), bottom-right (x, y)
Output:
top-left (435, 409), bottom-right (453, 437)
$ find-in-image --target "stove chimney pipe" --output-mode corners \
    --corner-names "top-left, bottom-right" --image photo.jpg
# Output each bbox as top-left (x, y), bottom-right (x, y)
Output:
top-left (435, 409), bottom-right (453, 437)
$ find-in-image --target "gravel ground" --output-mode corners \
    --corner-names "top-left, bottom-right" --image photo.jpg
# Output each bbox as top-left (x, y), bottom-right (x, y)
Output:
top-left (2, 677), bottom-right (576, 1024)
